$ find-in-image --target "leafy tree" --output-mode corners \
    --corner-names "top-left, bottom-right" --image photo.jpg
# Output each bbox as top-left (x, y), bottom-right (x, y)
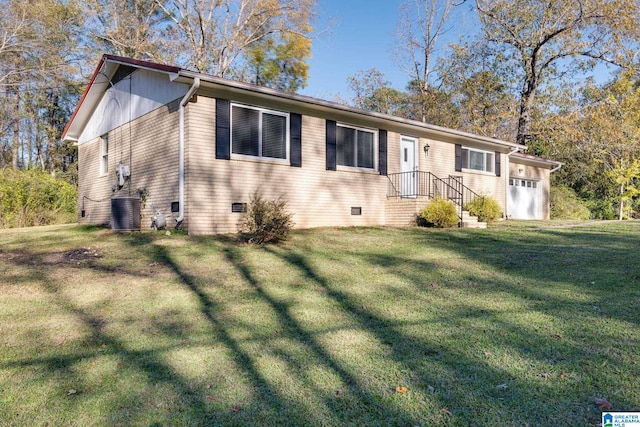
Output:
top-left (403, 79), bottom-right (460, 128)
top-left (243, 30), bottom-right (311, 92)
top-left (475, 0), bottom-right (640, 145)
top-left (157, 0), bottom-right (315, 87)
top-left (439, 41), bottom-right (518, 140)
top-left (531, 72), bottom-right (640, 219)
top-left (347, 69), bottom-right (406, 116)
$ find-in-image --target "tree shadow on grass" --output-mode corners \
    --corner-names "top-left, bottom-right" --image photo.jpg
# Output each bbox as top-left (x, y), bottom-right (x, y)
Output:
top-left (259, 228), bottom-right (639, 425)
top-left (220, 245), bottom-right (419, 426)
top-left (2, 224), bottom-right (638, 426)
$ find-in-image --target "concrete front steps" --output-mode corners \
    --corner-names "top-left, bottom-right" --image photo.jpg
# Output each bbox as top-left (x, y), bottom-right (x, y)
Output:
top-left (460, 211), bottom-right (487, 229)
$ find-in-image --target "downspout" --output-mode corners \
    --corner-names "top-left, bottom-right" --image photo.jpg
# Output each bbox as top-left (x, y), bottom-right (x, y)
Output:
top-left (176, 77), bottom-right (200, 228)
top-left (550, 163), bottom-right (563, 173)
top-left (504, 146), bottom-right (523, 220)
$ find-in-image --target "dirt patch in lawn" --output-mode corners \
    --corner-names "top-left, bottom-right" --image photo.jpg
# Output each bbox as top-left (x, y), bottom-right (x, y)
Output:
top-left (0, 247), bottom-right (102, 266)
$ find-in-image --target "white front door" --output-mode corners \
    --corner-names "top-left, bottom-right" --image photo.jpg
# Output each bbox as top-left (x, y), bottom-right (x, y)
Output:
top-left (400, 136), bottom-right (417, 197)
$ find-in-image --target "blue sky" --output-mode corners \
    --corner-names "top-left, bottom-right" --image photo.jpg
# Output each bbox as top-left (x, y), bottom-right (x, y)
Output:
top-left (301, 0), bottom-right (408, 99)
top-left (300, 0), bottom-right (476, 100)
top-left (300, 0), bottom-right (616, 101)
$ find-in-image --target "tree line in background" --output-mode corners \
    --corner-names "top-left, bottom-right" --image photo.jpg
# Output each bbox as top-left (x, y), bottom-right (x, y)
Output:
top-left (349, 0), bottom-right (640, 220)
top-left (0, 0), bottom-right (639, 227)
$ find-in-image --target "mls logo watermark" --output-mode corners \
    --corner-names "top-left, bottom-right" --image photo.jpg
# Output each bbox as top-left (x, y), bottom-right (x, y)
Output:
top-left (603, 412), bottom-right (640, 427)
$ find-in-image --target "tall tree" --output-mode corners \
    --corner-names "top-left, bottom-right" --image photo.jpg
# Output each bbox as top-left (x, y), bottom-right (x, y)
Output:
top-left (0, 0), bottom-right (82, 172)
top-left (439, 41), bottom-right (518, 140)
top-left (347, 68), bottom-right (406, 116)
top-left (84, 0), bottom-right (168, 61)
top-left (394, 0), bottom-right (459, 122)
top-left (531, 72), bottom-right (640, 218)
top-left (243, 28), bottom-right (311, 92)
top-left (476, 0), bottom-right (640, 145)
top-left (157, 0), bottom-right (315, 87)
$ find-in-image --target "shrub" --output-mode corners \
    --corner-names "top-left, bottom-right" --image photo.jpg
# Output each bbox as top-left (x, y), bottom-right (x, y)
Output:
top-left (238, 194), bottom-right (294, 244)
top-left (419, 197), bottom-right (459, 228)
top-left (0, 169), bottom-right (77, 228)
top-left (465, 196), bottom-right (502, 222)
top-left (586, 198), bottom-right (614, 220)
top-left (550, 185), bottom-right (591, 220)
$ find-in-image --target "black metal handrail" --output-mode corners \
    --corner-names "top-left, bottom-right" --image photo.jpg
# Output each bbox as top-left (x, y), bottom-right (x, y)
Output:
top-left (387, 171), bottom-right (484, 220)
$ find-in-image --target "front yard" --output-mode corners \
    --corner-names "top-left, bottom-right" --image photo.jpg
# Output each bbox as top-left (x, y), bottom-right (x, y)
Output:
top-left (1, 221), bottom-right (638, 426)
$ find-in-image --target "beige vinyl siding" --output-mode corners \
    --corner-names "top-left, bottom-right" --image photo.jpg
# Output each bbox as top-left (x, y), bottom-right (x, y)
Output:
top-left (78, 136), bottom-right (112, 225)
top-left (77, 99), bottom-right (181, 228)
top-left (185, 95), bottom-right (387, 235)
top-left (417, 137), bottom-right (506, 212)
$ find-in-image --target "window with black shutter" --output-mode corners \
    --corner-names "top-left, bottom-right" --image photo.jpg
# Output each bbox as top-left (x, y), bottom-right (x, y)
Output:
top-left (230, 103), bottom-right (289, 161)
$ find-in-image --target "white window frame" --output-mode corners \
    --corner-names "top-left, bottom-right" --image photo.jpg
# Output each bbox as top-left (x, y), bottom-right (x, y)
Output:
top-left (462, 146), bottom-right (494, 173)
top-left (336, 123), bottom-right (377, 171)
top-left (230, 103), bottom-right (289, 162)
top-left (510, 178), bottom-right (538, 188)
top-left (100, 135), bottom-right (109, 176)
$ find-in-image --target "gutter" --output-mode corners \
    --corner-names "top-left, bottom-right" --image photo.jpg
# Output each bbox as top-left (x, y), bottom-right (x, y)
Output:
top-left (550, 163), bottom-right (563, 173)
top-left (176, 77), bottom-right (200, 227)
top-left (504, 146), bottom-right (524, 220)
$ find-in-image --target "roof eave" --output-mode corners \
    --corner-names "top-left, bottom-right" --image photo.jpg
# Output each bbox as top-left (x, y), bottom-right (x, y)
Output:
top-left (511, 152), bottom-right (564, 169)
top-left (62, 55), bottom-right (182, 142)
top-left (177, 70), bottom-right (524, 151)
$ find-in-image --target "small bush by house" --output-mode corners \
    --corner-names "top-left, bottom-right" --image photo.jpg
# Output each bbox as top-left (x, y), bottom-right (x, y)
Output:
top-left (238, 194), bottom-right (294, 244)
top-left (418, 197), bottom-right (459, 228)
top-left (465, 196), bottom-right (502, 222)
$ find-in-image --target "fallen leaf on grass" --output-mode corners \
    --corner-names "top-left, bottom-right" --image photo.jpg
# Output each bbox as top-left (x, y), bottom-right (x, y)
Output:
top-left (595, 398), bottom-right (613, 410)
top-left (536, 373), bottom-right (550, 379)
top-left (496, 384), bottom-right (508, 390)
top-left (440, 408), bottom-right (452, 416)
top-left (335, 390), bottom-right (344, 396)
top-left (555, 334), bottom-right (562, 340)
top-left (395, 386), bottom-right (408, 394)
top-left (67, 389), bottom-right (77, 396)
top-left (559, 373), bottom-right (566, 379)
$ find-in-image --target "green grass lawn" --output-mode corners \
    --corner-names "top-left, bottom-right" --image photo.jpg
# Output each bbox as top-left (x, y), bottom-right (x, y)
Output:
top-left (1, 221), bottom-right (639, 426)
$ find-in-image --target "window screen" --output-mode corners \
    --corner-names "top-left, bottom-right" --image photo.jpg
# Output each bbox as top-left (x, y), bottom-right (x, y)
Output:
top-left (336, 124), bottom-right (375, 169)
top-left (231, 104), bottom-right (288, 160)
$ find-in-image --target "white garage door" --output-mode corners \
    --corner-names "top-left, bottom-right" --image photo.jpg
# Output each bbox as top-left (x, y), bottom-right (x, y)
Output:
top-left (508, 178), bottom-right (542, 219)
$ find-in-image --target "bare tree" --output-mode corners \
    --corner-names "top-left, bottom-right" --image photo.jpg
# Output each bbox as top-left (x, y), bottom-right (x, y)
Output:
top-left (0, 0), bottom-right (82, 171)
top-left (156, 0), bottom-right (315, 78)
top-left (84, 0), bottom-right (168, 61)
top-left (393, 0), bottom-right (459, 121)
top-left (476, 0), bottom-right (640, 145)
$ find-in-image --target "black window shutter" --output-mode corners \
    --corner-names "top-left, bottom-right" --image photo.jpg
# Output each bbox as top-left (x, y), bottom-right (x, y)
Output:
top-left (215, 98), bottom-right (231, 160)
top-left (326, 120), bottom-right (336, 171)
top-left (290, 113), bottom-right (302, 167)
top-left (455, 144), bottom-right (462, 172)
top-left (495, 151), bottom-right (501, 176)
top-left (378, 129), bottom-right (387, 175)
